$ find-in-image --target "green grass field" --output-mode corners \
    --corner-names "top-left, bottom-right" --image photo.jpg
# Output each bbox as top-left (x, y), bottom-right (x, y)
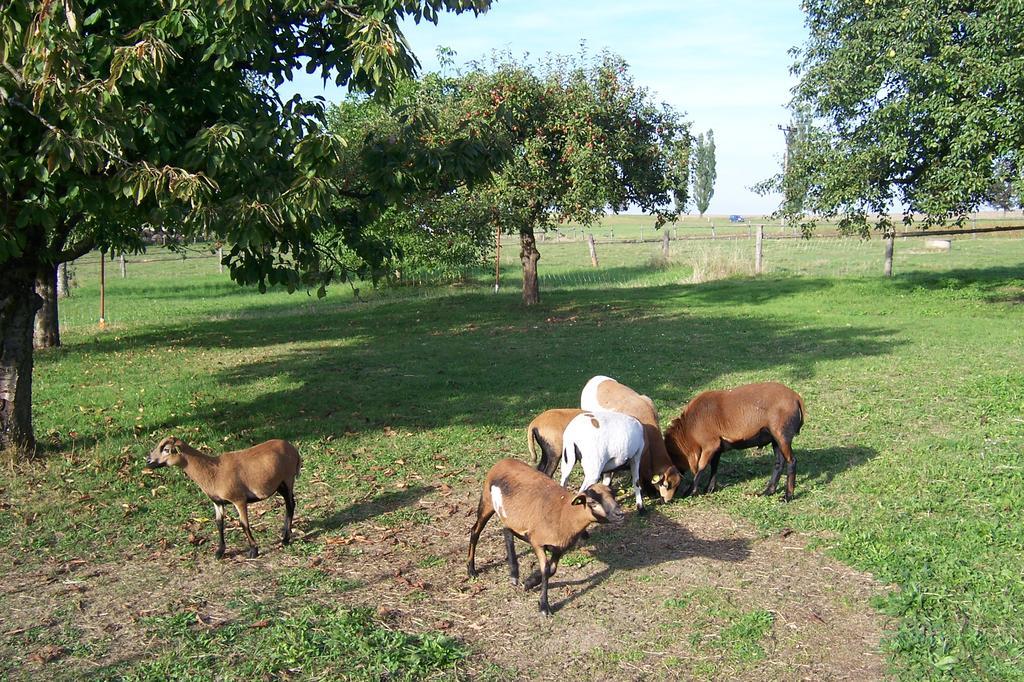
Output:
top-left (2, 223), bottom-right (1023, 679)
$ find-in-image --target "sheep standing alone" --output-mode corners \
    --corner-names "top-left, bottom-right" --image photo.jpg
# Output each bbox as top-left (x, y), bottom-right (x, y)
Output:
top-left (467, 458), bottom-right (624, 615)
top-left (560, 409), bottom-right (647, 511)
top-left (525, 408), bottom-right (584, 476)
top-left (663, 382), bottom-right (805, 501)
top-left (146, 436), bottom-right (301, 558)
top-left (581, 375), bottom-right (683, 502)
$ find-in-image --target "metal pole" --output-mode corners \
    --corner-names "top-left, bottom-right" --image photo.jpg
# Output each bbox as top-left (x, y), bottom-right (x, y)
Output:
top-left (755, 225), bottom-right (764, 274)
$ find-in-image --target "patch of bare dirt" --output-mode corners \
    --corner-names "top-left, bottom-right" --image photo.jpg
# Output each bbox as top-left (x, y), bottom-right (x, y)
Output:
top-left (0, 484), bottom-right (890, 680)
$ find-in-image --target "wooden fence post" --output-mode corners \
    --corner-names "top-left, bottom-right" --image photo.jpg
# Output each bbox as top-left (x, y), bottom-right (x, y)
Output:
top-left (494, 225), bottom-right (501, 292)
top-left (587, 233), bottom-right (599, 267)
top-left (218, 246), bottom-right (224, 273)
top-left (119, 254), bottom-right (127, 278)
top-left (711, 224), bottom-right (716, 238)
top-left (884, 232), bottom-right (895, 277)
top-left (755, 225), bottom-right (764, 274)
top-left (640, 227), bottom-right (644, 242)
top-left (662, 230), bottom-right (670, 259)
top-left (99, 251), bottom-right (107, 329)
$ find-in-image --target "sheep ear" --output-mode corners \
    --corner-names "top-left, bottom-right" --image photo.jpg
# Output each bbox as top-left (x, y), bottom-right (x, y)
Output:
top-left (571, 493), bottom-right (588, 506)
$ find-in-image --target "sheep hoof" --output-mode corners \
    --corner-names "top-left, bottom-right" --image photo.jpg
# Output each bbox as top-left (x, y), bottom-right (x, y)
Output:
top-left (247, 547), bottom-right (259, 559)
top-left (539, 605), bottom-right (552, 617)
top-left (467, 565), bottom-right (478, 579)
top-left (637, 505), bottom-right (648, 516)
top-left (214, 548), bottom-right (225, 560)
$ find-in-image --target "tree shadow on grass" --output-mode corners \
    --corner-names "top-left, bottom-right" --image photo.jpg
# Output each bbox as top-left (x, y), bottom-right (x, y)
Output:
top-left (541, 508), bottom-right (751, 614)
top-left (66, 283), bottom-right (901, 447)
top-left (303, 486), bottom-right (434, 542)
top-left (680, 445), bottom-right (880, 500)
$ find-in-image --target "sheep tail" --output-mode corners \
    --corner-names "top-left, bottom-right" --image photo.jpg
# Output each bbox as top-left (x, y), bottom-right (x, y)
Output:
top-left (793, 395), bottom-right (806, 435)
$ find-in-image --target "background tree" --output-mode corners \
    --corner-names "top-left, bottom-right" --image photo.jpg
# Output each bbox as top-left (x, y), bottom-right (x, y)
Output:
top-left (0, 0), bottom-right (490, 456)
top-left (782, 0), bottom-right (1024, 233)
top-left (985, 158), bottom-right (1020, 214)
top-left (670, 137), bottom-right (691, 213)
top-left (691, 130), bottom-right (716, 217)
top-left (779, 107), bottom-right (812, 217)
top-left (453, 52), bottom-right (686, 305)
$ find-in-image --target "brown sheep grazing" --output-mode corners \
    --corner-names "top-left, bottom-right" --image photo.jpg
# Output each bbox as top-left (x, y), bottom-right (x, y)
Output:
top-left (525, 408), bottom-right (585, 476)
top-left (467, 458), bottom-right (624, 616)
top-left (146, 436), bottom-right (301, 558)
top-left (663, 382), bottom-right (805, 501)
top-left (580, 375), bottom-right (683, 503)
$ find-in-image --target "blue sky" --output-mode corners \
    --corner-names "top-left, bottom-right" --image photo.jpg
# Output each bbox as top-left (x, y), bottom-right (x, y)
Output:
top-left (281, 1), bottom-right (808, 215)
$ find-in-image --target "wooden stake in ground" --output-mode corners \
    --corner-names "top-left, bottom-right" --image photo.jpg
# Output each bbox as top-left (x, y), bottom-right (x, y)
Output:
top-left (493, 224), bottom-right (501, 292)
top-left (884, 232), bottom-right (895, 277)
top-left (218, 247), bottom-right (224, 274)
top-left (99, 252), bottom-right (107, 329)
top-left (120, 254), bottom-right (127, 278)
top-left (662, 230), bottom-right (670, 259)
top-left (587, 233), bottom-right (599, 267)
top-left (755, 225), bottom-right (764, 274)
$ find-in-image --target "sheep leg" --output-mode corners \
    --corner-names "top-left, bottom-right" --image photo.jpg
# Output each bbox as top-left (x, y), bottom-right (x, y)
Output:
top-left (762, 445), bottom-right (785, 496)
top-left (685, 449), bottom-right (714, 497)
top-left (532, 544), bottom-right (553, 616)
top-left (559, 445), bottom-right (578, 488)
top-left (503, 529), bottom-right (520, 586)
top-left (234, 502), bottom-right (259, 558)
top-left (630, 453), bottom-right (644, 512)
top-left (705, 453), bottom-right (722, 494)
top-left (466, 494), bottom-right (494, 578)
top-left (780, 440), bottom-right (797, 502)
top-left (278, 482), bottom-right (295, 545)
top-left (213, 503), bottom-right (226, 559)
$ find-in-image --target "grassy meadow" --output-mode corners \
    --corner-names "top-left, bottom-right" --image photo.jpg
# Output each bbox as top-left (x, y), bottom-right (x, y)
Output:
top-left (2, 219), bottom-right (1023, 679)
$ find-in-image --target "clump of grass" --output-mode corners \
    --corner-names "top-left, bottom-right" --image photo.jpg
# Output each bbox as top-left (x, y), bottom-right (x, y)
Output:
top-left (114, 605), bottom-right (465, 680)
top-left (688, 244), bottom-right (754, 283)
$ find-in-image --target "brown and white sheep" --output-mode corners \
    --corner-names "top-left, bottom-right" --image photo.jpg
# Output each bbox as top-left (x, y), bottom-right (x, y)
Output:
top-left (580, 375), bottom-right (683, 503)
top-left (526, 408), bottom-right (585, 476)
top-left (146, 436), bottom-right (301, 558)
top-left (663, 382), bottom-right (805, 501)
top-left (466, 458), bottom-right (624, 616)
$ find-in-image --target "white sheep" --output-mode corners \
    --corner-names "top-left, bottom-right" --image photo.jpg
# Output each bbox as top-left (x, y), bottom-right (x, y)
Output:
top-left (560, 409), bottom-right (647, 511)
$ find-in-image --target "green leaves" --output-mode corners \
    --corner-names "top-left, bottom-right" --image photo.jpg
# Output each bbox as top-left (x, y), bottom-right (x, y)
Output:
top-left (787, 0), bottom-right (1024, 231)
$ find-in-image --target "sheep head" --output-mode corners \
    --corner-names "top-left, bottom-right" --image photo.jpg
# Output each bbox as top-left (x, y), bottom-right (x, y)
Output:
top-left (571, 484), bottom-right (624, 524)
top-left (147, 436), bottom-right (187, 468)
top-left (651, 466), bottom-right (683, 502)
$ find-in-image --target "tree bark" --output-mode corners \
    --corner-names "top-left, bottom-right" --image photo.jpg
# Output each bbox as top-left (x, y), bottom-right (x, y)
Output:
top-left (57, 262), bottom-right (71, 298)
top-left (519, 226), bottom-right (541, 306)
top-left (1, 270), bottom-right (41, 457)
top-left (33, 264), bottom-right (60, 349)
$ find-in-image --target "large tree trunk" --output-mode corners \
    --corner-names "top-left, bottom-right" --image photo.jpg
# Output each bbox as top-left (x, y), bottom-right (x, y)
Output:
top-left (34, 264), bottom-right (60, 349)
top-left (519, 226), bottom-right (541, 306)
top-left (57, 262), bottom-right (71, 298)
top-left (0, 269), bottom-right (41, 457)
